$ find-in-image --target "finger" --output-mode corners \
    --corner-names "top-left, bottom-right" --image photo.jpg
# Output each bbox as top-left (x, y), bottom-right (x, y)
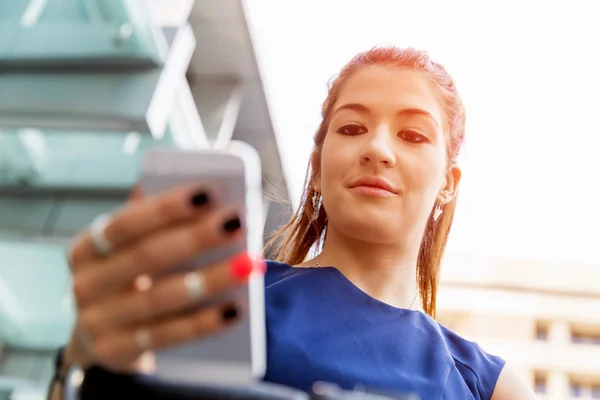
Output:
top-left (93, 301), bottom-right (243, 368)
top-left (74, 207), bottom-right (245, 306)
top-left (81, 253), bottom-right (261, 335)
top-left (70, 184), bottom-right (216, 268)
top-left (129, 185), bottom-right (143, 202)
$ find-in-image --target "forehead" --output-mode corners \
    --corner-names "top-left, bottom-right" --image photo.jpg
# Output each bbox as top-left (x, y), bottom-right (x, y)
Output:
top-left (335, 65), bottom-right (444, 124)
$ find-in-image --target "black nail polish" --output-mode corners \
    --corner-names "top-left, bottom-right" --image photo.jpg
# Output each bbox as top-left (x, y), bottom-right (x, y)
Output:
top-left (222, 216), bottom-right (241, 233)
top-left (221, 305), bottom-right (239, 322)
top-left (190, 191), bottom-right (209, 207)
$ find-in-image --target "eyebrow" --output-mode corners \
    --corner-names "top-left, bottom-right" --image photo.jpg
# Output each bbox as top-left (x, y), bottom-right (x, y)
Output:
top-left (332, 103), bottom-right (439, 127)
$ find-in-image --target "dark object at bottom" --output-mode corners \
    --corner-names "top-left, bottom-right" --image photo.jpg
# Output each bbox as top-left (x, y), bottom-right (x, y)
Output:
top-left (71, 366), bottom-right (420, 400)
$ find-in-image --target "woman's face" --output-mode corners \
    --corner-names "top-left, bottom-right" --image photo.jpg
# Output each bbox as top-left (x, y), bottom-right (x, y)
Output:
top-left (315, 65), bottom-right (460, 244)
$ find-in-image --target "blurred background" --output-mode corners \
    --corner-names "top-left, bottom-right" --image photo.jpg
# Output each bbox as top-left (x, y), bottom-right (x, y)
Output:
top-left (0, 1), bottom-right (599, 399)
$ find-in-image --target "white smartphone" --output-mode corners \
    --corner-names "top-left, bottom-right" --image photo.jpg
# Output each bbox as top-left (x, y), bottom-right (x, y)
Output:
top-left (138, 141), bottom-right (266, 387)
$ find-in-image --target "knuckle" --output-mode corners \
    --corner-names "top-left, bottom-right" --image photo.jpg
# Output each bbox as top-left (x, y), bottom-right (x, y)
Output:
top-left (106, 213), bottom-right (126, 241)
top-left (144, 325), bottom-right (171, 351)
top-left (191, 219), bottom-right (217, 248)
top-left (156, 196), bottom-right (174, 217)
top-left (93, 337), bottom-right (116, 364)
top-left (156, 194), bottom-right (183, 222)
top-left (133, 243), bottom-right (158, 268)
top-left (72, 275), bottom-right (90, 307)
top-left (139, 290), bottom-right (161, 320)
top-left (150, 328), bottom-right (167, 349)
top-left (191, 310), bottom-right (217, 337)
top-left (79, 308), bottom-right (103, 340)
top-left (68, 236), bottom-right (86, 268)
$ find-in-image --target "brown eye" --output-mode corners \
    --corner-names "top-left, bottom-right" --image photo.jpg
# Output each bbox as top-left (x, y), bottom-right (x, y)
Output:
top-left (399, 130), bottom-right (428, 143)
top-left (337, 124), bottom-right (367, 136)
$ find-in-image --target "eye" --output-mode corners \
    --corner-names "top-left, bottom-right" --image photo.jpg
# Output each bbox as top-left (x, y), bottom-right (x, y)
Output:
top-left (337, 124), bottom-right (367, 136)
top-left (399, 130), bottom-right (428, 143)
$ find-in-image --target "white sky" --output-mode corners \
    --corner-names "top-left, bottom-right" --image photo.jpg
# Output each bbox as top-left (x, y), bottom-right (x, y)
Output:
top-left (245, 1), bottom-right (600, 265)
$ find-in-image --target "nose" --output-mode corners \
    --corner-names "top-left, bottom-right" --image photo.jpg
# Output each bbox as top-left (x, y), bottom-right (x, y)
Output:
top-left (360, 126), bottom-right (396, 167)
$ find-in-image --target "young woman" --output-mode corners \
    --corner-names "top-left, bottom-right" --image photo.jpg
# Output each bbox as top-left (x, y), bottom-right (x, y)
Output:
top-left (49, 47), bottom-right (535, 399)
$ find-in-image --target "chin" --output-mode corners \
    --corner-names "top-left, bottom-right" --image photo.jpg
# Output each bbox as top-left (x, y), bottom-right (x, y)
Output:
top-left (332, 211), bottom-right (402, 244)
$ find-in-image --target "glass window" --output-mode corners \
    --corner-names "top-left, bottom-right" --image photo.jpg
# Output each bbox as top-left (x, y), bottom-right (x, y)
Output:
top-left (571, 333), bottom-right (585, 344)
top-left (570, 383), bottom-right (582, 397)
top-left (534, 375), bottom-right (547, 394)
top-left (571, 330), bottom-right (600, 345)
top-left (591, 385), bottom-right (600, 399)
top-left (536, 323), bottom-right (548, 341)
top-left (0, 1), bottom-right (167, 63)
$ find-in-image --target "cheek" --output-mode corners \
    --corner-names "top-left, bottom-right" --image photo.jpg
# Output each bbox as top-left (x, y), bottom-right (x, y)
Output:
top-left (319, 136), bottom-right (347, 187)
top-left (402, 149), bottom-right (446, 196)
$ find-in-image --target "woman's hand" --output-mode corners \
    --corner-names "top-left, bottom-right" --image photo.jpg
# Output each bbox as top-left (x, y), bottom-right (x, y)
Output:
top-left (62, 185), bottom-right (258, 373)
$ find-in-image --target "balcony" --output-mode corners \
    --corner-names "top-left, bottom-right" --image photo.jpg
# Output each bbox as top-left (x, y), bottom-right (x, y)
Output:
top-left (472, 338), bottom-right (600, 377)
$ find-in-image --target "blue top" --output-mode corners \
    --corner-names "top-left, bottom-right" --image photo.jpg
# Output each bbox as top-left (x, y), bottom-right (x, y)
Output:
top-left (262, 261), bottom-right (506, 400)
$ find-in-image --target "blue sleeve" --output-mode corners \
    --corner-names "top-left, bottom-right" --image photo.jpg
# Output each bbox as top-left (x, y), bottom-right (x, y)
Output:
top-left (439, 325), bottom-right (506, 400)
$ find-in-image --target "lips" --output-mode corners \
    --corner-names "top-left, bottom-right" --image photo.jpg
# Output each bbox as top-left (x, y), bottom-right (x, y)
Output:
top-left (348, 176), bottom-right (398, 194)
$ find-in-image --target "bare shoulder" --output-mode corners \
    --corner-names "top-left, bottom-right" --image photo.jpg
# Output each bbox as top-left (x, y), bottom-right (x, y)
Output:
top-left (491, 364), bottom-right (537, 400)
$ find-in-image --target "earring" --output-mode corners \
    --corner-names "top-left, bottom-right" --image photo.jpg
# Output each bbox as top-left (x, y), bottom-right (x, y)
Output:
top-left (433, 202), bottom-right (443, 221)
top-left (312, 191), bottom-right (321, 220)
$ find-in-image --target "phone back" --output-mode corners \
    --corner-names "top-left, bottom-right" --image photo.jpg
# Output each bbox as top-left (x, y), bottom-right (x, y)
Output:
top-left (139, 143), bottom-right (266, 387)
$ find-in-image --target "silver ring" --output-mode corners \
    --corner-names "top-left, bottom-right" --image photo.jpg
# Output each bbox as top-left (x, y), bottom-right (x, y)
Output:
top-left (184, 271), bottom-right (205, 301)
top-left (89, 213), bottom-right (112, 256)
top-left (135, 328), bottom-right (152, 351)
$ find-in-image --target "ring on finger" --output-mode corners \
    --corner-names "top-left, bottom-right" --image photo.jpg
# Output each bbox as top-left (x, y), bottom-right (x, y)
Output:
top-left (135, 328), bottom-right (152, 352)
top-left (184, 271), bottom-right (206, 301)
top-left (89, 213), bottom-right (113, 256)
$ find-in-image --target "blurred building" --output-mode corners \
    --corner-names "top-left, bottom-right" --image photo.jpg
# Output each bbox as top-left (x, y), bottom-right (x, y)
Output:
top-left (437, 253), bottom-right (600, 400)
top-left (0, 1), bottom-right (292, 398)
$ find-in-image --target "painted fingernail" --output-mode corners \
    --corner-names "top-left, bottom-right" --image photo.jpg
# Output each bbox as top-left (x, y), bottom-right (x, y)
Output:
top-left (230, 253), bottom-right (266, 281)
top-left (222, 216), bottom-right (241, 233)
top-left (190, 191), bottom-right (209, 207)
top-left (221, 305), bottom-right (239, 322)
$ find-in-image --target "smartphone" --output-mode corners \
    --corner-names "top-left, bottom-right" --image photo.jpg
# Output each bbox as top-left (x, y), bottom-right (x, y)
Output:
top-left (139, 142), bottom-right (266, 387)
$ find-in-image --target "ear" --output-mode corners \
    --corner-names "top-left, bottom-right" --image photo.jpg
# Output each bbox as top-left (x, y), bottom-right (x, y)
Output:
top-left (310, 151), bottom-right (322, 193)
top-left (438, 163), bottom-right (461, 204)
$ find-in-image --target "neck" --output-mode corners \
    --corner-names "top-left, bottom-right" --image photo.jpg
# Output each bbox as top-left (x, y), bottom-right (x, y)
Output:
top-left (316, 224), bottom-right (421, 310)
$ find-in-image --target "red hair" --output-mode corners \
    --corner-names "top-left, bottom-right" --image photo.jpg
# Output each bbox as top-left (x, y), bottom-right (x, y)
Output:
top-left (266, 47), bottom-right (466, 318)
